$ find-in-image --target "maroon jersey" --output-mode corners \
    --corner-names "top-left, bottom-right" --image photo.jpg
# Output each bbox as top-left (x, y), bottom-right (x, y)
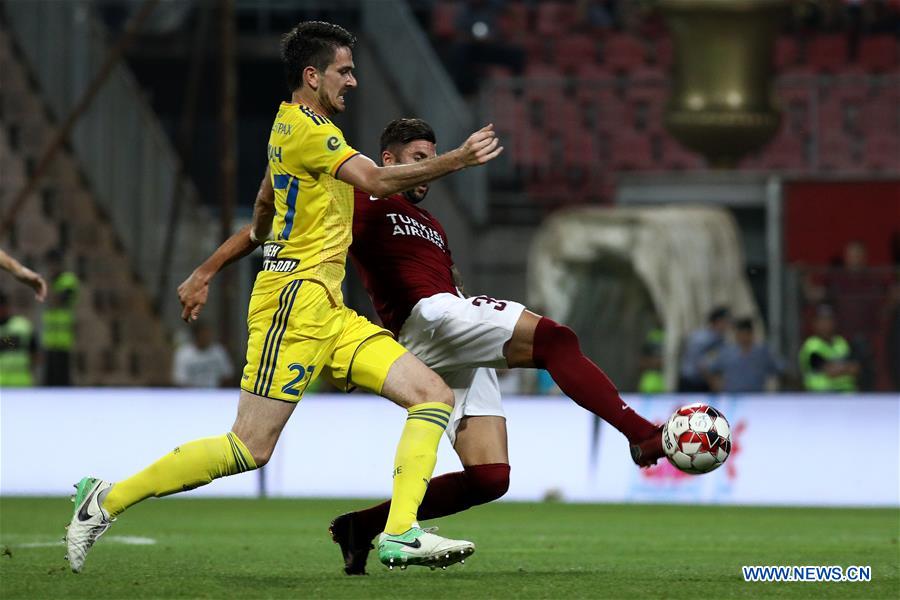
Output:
top-left (351, 189), bottom-right (457, 334)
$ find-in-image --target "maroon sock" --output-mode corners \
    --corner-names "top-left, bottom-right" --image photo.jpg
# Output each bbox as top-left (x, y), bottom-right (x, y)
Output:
top-left (352, 463), bottom-right (510, 541)
top-left (532, 317), bottom-right (657, 443)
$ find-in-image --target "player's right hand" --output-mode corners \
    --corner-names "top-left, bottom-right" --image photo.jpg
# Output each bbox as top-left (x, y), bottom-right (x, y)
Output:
top-left (458, 124), bottom-right (503, 167)
top-left (178, 270), bottom-right (209, 322)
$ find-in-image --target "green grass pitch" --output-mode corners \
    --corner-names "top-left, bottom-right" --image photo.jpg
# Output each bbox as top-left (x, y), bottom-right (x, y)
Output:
top-left (1, 497), bottom-right (897, 599)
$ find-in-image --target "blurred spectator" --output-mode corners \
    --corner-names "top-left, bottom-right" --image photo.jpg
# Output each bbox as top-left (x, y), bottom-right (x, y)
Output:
top-left (826, 240), bottom-right (892, 334)
top-left (706, 318), bottom-right (785, 393)
top-left (637, 327), bottom-right (665, 394)
top-left (41, 250), bottom-right (79, 386)
top-left (0, 248), bottom-right (47, 301)
top-left (678, 306), bottom-right (731, 392)
top-left (173, 322), bottom-right (233, 388)
top-left (798, 305), bottom-right (859, 391)
top-left (0, 290), bottom-right (38, 387)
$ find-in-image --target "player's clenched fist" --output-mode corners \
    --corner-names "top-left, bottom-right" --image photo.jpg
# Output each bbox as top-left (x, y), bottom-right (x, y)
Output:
top-left (457, 124), bottom-right (503, 167)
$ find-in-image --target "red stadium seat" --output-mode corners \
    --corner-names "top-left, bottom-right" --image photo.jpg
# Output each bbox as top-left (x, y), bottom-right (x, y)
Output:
top-left (807, 34), bottom-right (849, 72)
top-left (602, 33), bottom-right (648, 72)
top-left (610, 130), bottom-right (654, 171)
top-left (817, 132), bottom-right (857, 171)
top-left (555, 34), bottom-right (599, 74)
top-left (860, 91), bottom-right (900, 137)
top-left (488, 90), bottom-right (525, 136)
top-left (862, 133), bottom-right (900, 171)
top-left (774, 36), bottom-right (799, 72)
top-left (659, 134), bottom-right (704, 170)
top-left (578, 88), bottom-right (627, 134)
top-left (535, 2), bottom-right (576, 38)
top-left (653, 35), bottom-right (673, 69)
top-left (498, 2), bottom-right (530, 41)
top-left (758, 128), bottom-right (808, 170)
top-left (573, 61), bottom-right (617, 81)
top-left (776, 85), bottom-right (814, 135)
top-left (524, 60), bottom-right (563, 79)
top-left (431, 1), bottom-right (461, 40)
top-left (820, 83), bottom-right (869, 135)
top-left (624, 82), bottom-right (666, 134)
top-left (562, 126), bottom-right (597, 169)
top-left (513, 123), bottom-right (552, 173)
top-left (522, 37), bottom-right (551, 66)
top-left (857, 35), bottom-right (899, 73)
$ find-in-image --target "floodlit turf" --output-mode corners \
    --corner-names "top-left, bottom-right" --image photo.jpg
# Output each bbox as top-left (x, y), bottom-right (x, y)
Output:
top-left (0, 498), bottom-right (897, 599)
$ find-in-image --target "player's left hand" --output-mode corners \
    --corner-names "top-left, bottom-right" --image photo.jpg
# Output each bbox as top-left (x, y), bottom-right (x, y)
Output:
top-left (178, 270), bottom-right (210, 322)
top-left (16, 267), bottom-right (47, 302)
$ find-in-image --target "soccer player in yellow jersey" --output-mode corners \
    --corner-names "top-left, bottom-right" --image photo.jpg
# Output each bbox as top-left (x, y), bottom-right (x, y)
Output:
top-left (64, 21), bottom-right (502, 574)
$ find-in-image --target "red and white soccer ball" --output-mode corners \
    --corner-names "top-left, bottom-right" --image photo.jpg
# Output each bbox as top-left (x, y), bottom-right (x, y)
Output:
top-left (662, 403), bottom-right (731, 475)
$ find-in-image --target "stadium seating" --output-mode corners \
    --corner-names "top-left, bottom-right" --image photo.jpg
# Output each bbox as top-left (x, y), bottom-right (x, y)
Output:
top-left (857, 35), bottom-right (899, 73)
top-left (428, 0), bottom-right (899, 207)
top-left (0, 28), bottom-right (173, 385)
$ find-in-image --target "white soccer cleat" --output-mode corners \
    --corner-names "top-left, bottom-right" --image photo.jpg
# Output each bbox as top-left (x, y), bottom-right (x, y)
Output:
top-left (377, 526), bottom-right (475, 570)
top-left (65, 477), bottom-right (114, 573)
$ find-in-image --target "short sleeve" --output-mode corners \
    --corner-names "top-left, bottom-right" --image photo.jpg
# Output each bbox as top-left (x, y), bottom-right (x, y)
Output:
top-left (287, 119), bottom-right (359, 177)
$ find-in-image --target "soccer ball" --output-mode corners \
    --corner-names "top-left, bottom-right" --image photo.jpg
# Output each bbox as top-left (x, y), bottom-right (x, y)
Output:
top-left (661, 403), bottom-right (731, 474)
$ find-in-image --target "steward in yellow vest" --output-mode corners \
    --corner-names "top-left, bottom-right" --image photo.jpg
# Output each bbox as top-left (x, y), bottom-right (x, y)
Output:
top-left (42, 270), bottom-right (79, 386)
top-left (799, 306), bottom-right (858, 392)
top-left (0, 291), bottom-right (37, 387)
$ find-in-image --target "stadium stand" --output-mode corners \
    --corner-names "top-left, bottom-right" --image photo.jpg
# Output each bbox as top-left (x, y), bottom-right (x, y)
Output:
top-left (0, 27), bottom-right (172, 385)
top-left (434, 0), bottom-right (900, 210)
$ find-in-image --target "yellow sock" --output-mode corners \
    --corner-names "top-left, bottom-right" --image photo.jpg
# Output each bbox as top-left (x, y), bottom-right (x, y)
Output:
top-left (102, 432), bottom-right (256, 517)
top-left (384, 402), bottom-right (452, 535)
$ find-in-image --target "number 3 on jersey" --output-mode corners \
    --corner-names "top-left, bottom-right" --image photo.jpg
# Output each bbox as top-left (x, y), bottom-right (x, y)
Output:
top-left (273, 173), bottom-right (300, 240)
top-left (282, 363), bottom-right (315, 397)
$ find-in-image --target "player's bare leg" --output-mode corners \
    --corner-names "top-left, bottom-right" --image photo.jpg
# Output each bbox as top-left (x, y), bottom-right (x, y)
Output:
top-left (331, 415), bottom-right (509, 574)
top-left (230, 390), bottom-right (297, 466)
top-left (504, 310), bottom-right (664, 467)
top-left (453, 415), bottom-right (509, 466)
top-left (367, 351), bottom-right (475, 570)
top-left (66, 390), bottom-right (289, 573)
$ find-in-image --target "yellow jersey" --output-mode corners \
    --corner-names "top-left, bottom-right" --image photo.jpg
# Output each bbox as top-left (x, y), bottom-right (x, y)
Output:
top-left (258, 101), bottom-right (360, 305)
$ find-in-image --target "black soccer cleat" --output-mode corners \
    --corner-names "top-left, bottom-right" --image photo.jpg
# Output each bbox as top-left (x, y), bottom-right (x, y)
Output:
top-left (630, 425), bottom-right (665, 468)
top-left (329, 513), bottom-right (375, 576)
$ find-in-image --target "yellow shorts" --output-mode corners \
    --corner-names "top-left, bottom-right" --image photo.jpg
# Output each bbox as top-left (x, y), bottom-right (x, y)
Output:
top-left (241, 279), bottom-right (406, 402)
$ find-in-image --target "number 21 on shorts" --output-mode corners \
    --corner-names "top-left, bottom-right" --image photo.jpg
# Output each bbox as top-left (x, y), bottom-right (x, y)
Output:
top-left (282, 363), bottom-right (316, 397)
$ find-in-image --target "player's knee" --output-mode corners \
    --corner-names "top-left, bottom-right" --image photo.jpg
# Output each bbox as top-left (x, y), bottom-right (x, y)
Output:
top-left (409, 371), bottom-right (455, 409)
top-left (465, 463), bottom-right (510, 505)
top-left (249, 447), bottom-right (272, 468)
top-left (540, 318), bottom-right (581, 353)
top-left (231, 428), bottom-right (274, 468)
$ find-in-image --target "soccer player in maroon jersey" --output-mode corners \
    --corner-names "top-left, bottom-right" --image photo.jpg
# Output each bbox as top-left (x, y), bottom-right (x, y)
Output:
top-left (329, 118), bottom-right (665, 575)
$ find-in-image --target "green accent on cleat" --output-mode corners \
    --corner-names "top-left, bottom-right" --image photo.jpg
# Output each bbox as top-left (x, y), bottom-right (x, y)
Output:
top-left (70, 477), bottom-right (99, 519)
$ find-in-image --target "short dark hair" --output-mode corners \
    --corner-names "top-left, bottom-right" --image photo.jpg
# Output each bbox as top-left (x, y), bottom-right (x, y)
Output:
top-left (380, 118), bottom-right (437, 153)
top-left (281, 21), bottom-right (356, 92)
top-left (735, 318), bottom-right (754, 332)
top-left (708, 306), bottom-right (730, 324)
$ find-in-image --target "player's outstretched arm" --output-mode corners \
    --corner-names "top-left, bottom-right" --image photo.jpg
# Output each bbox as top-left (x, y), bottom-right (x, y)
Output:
top-left (178, 169), bottom-right (276, 322)
top-left (337, 124), bottom-right (503, 198)
top-left (0, 248), bottom-right (47, 301)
